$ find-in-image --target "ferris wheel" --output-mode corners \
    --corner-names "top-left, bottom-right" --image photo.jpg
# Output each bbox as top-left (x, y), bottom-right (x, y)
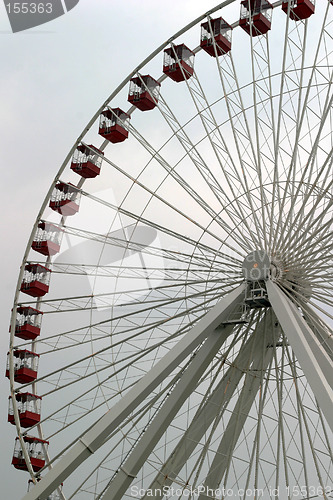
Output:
top-left (6, 0), bottom-right (333, 499)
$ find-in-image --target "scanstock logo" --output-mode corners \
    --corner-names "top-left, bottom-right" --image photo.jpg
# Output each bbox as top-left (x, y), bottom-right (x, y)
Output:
top-left (4, 0), bottom-right (80, 33)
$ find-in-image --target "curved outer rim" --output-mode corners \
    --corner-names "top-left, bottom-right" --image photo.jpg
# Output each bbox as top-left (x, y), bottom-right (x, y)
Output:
top-left (6, 0), bottom-right (297, 488)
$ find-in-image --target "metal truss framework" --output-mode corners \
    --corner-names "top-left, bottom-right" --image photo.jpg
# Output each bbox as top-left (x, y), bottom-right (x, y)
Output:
top-left (6, 1), bottom-right (333, 500)
top-left (22, 280), bottom-right (333, 500)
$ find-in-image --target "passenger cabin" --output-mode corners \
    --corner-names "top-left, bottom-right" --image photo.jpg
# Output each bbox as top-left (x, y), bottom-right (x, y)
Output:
top-left (240, 0), bottom-right (273, 36)
top-left (32, 221), bottom-right (63, 256)
top-left (6, 350), bottom-right (39, 384)
top-left (163, 44), bottom-right (195, 82)
top-left (14, 306), bottom-right (43, 341)
top-left (200, 17), bottom-right (232, 57)
top-left (128, 75), bottom-right (161, 111)
top-left (99, 108), bottom-right (130, 143)
top-left (8, 392), bottom-right (42, 427)
top-left (12, 436), bottom-right (48, 472)
top-left (282, 0), bottom-right (315, 20)
top-left (70, 144), bottom-right (104, 178)
top-left (49, 181), bottom-right (80, 216)
top-left (20, 263), bottom-right (51, 298)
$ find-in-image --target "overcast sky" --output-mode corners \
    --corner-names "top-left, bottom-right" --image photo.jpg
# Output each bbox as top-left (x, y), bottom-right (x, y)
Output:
top-left (2, 1), bottom-right (332, 498)
top-left (0, 1), bottom-right (244, 498)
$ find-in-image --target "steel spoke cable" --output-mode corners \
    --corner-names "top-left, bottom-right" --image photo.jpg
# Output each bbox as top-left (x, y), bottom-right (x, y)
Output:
top-left (283, 341), bottom-right (329, 495)
top-left (21, 275), bottom-right (234, 312)
top-left (187, 24), bottom-right (263, 250)
top-left (220, 314), bottom-right (276, 495)
top-left (278, 151), bottom-right (333, 257)
top-left (94, 135), bottom-right (252, 257)
top-left (71, 324), bottom-right (243, 496)
top-left (66, 373), bottom-right (182, 499)
top-left (216, 50), bottom-right (266, 247)
top-left (295, 247), bottom-right (333, 273)
top-left (276, 282), bottom-right (333, 327)
top-left (120, 118), bottom-right (251, 257)
top-left (140, 314), bottom-right (261, 497)
top-left (276, 94), bottom-right (333, 253)
top-left (49, 262), bottom-right (240, 276)
top-left (301, 304), bottom-right (333, 356)
top-left (277, 114), bottom-right (333, 256)
top-left (205, 53), bottom-right (263, 231)
top-left (142, 73), bottom-right (251, 239)
top-left (41, 337), bottom-right (199, 443)
top-left (61, 221), bottom-right (217, 268)
top-left (16, 282), bottom-right (240, 395)
top-left (39, 355), bottom-right (185, 478)
top-left (270, 3), bottom-right (292, 229)
top-left (306, 298), bottom-right (333, 323)
top-left (27, 279), bottom-right (241, 353)
top-left (271, 19), bottom-right (318, 248)
top-left (266, 31), bottom-right (281, 250)
top-left (199, 313), bottom-right (273, 496)
top-left (288, 17), bottom-right (309, 201)
top-left (161, 49), bottom-right (262, 251)
top-left (32, 325), bottom-right (207, 442)
top-left (282, 221), bottom-right (332, 267)
top-left (300, 310), bottom-right (333, 361)
top-left (277, 178), bottom-right (333, 263)
top-left (24, 280), bottom-right (237, 352)
top-left (62, 218), bottom-right (235, 268)
top-left (77, 185), bottom-right (244, 263)
top-left (248, 31), bottom-right (271, 250)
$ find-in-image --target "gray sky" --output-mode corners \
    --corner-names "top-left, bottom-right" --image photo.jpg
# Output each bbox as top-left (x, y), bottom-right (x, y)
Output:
top-left (0, 1), bottom-right (239, 498)
top-left (2, 1), bottom-right (332, 499)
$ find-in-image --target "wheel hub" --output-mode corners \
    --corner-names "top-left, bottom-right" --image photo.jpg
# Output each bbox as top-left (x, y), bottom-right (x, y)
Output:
top-left (242, 250), bottom-right (271, 282)
top-left (242, 250), bottom-right (311, 300)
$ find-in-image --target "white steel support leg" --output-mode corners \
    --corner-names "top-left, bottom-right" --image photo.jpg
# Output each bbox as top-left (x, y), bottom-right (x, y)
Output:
top-left (101, 323), bottom-right (236, 500)
top-left (198, 317), bottom-right (279, 499)
top-left (22, 284), bottom-right (245, 500)
top-left (143, 314), bottom-right (271, 498)
top-left (266, 280), bottom-right (333, 431)
top-left (300, 304), bottom-right (333, 361)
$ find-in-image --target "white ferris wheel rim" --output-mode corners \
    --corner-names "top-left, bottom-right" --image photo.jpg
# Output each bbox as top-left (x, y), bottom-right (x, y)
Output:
top-left (7, 1), bottom-right (333, 499)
